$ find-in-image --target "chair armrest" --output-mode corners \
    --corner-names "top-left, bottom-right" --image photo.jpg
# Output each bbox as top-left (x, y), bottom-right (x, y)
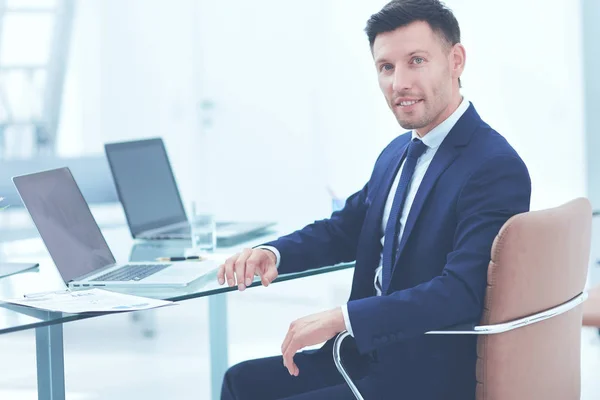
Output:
top-left (426, 291), bottom-right (587, 335)
top-left (333, 291), bottom-right (587, 400)
top-left (333, 330), bottom-right (364, 400)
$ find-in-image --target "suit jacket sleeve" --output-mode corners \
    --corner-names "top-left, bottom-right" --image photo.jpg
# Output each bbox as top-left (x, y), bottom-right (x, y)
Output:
top-left (346, 154), bottom-right (532, 354)
top-left (261, 183), bottom-right (370, 275)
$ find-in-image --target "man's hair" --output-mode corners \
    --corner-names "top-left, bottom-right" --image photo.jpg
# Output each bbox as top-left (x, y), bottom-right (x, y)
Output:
top-left (365, 0), bottom-right (462, 85)
top-left (365, 0), bottom-right (460, 49)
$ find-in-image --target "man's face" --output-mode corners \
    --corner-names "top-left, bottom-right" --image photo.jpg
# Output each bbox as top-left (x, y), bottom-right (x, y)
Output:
top-left (372, 21), bottom-right (462, 136)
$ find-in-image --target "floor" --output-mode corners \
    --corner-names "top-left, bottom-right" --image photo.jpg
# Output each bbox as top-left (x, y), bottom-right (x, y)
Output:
top-left (0, 267), bottom-right (598, 399)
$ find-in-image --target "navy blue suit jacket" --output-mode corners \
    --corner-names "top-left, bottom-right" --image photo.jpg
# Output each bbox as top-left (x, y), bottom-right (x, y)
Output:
top-left (265, 104), bottom-right (531, 399)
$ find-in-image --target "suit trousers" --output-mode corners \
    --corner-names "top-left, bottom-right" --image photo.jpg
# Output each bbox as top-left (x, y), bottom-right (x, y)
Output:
top-left (220, 347), bottom-right (371, 400)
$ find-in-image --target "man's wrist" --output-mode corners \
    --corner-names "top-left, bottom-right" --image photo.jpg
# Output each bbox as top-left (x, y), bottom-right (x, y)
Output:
top-left (261, 248), bottom-right (277, 265)
top-left (254, 245), bottom-right (281, 268)
top-left (331, 307), bottom-right (347, 333)
top-left (340, 304), bottom-right (354, 336)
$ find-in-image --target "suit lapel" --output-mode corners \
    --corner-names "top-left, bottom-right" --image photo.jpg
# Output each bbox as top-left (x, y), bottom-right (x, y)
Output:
top-left (366, 139), bottom-right (410, 237)
top-left (391, 145), bottom-right (459, 275)
top-left (390, 104), bottom-right (481, 279)
top-left (349, 137), bottom-right (410, 300)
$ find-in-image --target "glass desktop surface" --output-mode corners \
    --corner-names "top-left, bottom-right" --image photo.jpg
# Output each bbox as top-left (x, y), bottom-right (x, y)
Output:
top-left (0, 224), bottom-right (354, 335)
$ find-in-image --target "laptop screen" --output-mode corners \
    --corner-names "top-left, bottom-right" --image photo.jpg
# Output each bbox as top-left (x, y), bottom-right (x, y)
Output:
top-left (12, 168), bottom-right (116, 283)
top-left (104, 138), bottom-right (187, 236)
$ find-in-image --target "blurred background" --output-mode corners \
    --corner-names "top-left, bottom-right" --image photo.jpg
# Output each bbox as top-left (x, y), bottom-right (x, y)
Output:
top-left (0, 0), bottom-right (599, 399)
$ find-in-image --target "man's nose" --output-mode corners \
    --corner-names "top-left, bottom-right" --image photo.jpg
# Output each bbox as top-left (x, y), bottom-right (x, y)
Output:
top-left (392, 69), bottom-right (412, 92)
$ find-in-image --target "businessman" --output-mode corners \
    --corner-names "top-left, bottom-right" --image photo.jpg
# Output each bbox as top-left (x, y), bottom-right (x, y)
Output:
top-left (218, 0), bottom-right (531, 398)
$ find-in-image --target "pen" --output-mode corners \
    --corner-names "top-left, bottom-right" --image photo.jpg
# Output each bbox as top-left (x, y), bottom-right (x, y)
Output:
top-left (156, 256), bottom-right (205, 262)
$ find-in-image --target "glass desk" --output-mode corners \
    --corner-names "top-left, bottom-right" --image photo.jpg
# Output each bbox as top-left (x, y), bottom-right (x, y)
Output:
top-left (0, 225), bottom-right (354, 400)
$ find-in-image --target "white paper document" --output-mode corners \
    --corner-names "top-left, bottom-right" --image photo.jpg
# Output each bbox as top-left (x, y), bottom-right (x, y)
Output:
top-left (4, 288), bottom-right (176, 313)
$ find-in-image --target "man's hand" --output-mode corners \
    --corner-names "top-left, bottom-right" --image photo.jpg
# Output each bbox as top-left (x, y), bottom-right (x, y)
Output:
top-left (281, 308), bottom-right (346, 376)
top-left (217, 248), bottom-right (278, 291)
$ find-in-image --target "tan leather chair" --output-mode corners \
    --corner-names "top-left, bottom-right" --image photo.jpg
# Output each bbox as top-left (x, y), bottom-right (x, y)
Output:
top-left (334, 198), bottom-right (592, 400)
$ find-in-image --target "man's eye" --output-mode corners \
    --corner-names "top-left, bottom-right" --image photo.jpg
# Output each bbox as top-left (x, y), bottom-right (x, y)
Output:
top-left (381, 64), bottom-right (393, 72)
top-left (412, 57), bottom-right (425, 65)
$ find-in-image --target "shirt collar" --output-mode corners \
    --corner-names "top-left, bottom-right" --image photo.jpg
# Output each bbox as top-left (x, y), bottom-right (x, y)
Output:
top-left (411, 96), bottom-right (470, 149)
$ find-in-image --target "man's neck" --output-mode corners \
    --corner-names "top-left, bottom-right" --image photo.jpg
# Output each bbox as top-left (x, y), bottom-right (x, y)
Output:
top-left (416, 94), bottom-right (463, 138)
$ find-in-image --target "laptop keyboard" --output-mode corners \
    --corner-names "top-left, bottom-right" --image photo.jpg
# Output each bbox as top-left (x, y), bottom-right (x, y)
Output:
top-left (91, 264), bottom-right (170, 282)
top-left (162, 227), bottom-right (190, 234)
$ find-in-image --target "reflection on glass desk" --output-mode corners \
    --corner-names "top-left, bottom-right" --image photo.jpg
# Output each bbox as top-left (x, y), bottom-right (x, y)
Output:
top-left (0, 262), bottom-right (39, 278)
top-left (0, 225), bottom-right (354, 400)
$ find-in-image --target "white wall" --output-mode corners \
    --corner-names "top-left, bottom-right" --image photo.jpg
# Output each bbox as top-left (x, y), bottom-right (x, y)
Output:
top-left (58, 0), bottom-right (201, 207)
top-left (58, 0), bottom-right (586, 225)
top-left (191, 0), bottom-right (331, 222)
top-left (59, 0), bottom-right (336, 225)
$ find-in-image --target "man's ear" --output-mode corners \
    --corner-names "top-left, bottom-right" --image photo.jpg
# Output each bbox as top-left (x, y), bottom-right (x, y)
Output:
top-left (451, 43), bottom-right (466, 81)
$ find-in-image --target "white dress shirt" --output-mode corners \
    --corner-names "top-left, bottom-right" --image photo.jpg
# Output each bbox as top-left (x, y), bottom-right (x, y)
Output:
top-left (262, 97), bottom-right (470, 337)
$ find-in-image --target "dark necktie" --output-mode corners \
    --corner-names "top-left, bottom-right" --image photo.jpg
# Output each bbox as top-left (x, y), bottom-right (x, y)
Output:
top-left (381, 138), bottom-right (428, 294)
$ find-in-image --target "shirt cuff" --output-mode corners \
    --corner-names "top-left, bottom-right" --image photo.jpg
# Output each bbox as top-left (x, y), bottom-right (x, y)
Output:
top-left (254, 245), bottom-right (281, 268)
top-left (341, 304), bottom-right (354, 337)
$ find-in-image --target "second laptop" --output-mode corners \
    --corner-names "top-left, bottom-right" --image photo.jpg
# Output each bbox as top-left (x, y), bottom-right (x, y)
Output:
top-left (104, 138), bottom-right (274, 242)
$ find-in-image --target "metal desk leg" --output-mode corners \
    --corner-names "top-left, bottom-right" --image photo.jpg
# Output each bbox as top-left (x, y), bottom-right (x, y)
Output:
top-left (36, 323), bottom-right (66, 400)
top-left (209, 293), bottom-right (228, 400)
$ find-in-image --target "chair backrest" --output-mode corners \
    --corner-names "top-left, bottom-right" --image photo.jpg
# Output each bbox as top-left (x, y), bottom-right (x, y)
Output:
top-left (476, 198), bottom-right (592, 400)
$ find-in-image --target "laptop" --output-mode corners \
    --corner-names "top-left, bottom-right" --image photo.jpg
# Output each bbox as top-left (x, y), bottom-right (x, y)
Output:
top-left (104, 138), bottom-right (275, 242)
top-left (12, 167), bottom-right (218, 289)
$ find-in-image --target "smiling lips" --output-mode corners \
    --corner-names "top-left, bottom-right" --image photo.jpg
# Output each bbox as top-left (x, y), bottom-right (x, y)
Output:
top-left (395, 99), bottom-right (423, 108)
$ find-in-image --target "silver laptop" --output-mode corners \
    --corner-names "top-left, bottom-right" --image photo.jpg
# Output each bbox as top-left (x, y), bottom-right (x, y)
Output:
top-left (12, 167), bottom-right (218, 289)
top-left (104, 138), bottom-right (274, 241)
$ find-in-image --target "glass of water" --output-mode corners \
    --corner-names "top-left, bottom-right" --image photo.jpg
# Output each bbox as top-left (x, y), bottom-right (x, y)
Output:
top-left (189, 201), bottom-right (216, 252)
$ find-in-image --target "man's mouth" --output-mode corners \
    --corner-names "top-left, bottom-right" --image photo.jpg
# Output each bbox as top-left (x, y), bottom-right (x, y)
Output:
top-left (396, 99), bottom-right (423, 107)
